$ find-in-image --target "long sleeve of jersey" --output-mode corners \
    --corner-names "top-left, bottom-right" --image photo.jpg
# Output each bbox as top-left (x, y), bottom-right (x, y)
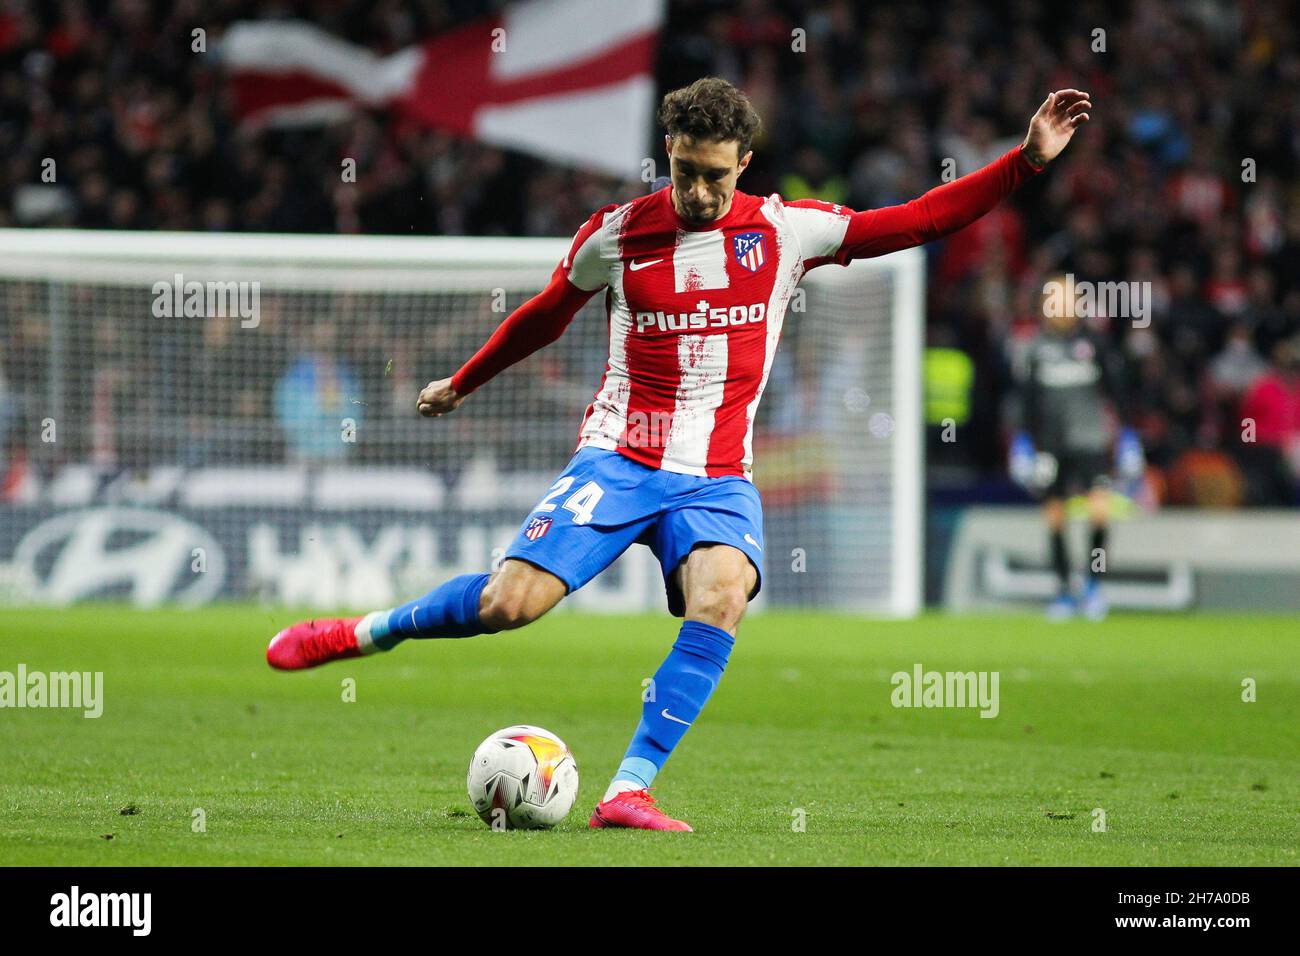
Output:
top-left (785, 145), bottom-right (1043, 268)
top-left (450, 268), bottom-right (599, 395)
top-left (450, 203), bottom-right (616, 396)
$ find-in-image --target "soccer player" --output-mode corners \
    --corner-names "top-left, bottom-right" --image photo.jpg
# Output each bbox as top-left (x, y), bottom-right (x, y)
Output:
top-left (1010, 277), bottom-right (1142, 620)
top-left (268, 77), bottom-right (1091, 830)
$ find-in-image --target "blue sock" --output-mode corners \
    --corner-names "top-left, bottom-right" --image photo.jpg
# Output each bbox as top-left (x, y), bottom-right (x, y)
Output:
top-left (612, 620), bottom-right (735, 789)
top-left (361, 573), bottom-right (495, 650)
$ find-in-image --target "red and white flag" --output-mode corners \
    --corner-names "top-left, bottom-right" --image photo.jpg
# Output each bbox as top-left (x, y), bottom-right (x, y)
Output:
top-left (222, 0), bottom-right (664, 178)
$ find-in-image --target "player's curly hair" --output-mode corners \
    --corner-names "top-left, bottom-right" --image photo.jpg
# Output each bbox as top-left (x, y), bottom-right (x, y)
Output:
top-left (658, 77), bottom-right (762, 159)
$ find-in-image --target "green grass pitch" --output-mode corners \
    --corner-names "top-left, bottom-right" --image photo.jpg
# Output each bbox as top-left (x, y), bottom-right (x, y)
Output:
top-left (1, 605), bottom-right (1296, 866)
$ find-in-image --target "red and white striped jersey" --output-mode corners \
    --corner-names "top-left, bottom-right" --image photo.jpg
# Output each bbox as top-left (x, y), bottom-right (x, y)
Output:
top-left (450, 146), bottom-right (1040, 479)
top-left (561, 186), bottom-right (856, 479)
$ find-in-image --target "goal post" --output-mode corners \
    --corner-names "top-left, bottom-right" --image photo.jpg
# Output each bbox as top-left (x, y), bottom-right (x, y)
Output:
top-left (0, 228), bottom-right (923, 615)
top-left (763, 243), bottom-right (924, 616)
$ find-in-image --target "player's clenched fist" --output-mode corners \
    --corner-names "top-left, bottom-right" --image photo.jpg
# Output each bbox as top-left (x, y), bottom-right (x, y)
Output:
top-left (417, 377), bottom-right (466, 417)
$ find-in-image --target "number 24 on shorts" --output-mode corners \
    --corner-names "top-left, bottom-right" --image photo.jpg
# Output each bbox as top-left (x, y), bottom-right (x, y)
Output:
top-left (535, 476), bottom-right (605, 525)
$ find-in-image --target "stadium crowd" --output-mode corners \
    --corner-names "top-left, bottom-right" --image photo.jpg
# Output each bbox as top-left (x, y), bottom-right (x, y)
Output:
top-left (1, 0), bottom-right (1298, 505)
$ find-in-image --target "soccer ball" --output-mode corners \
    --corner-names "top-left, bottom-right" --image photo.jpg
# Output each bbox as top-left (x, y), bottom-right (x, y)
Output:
top-left (466, 725), bottom-right (579, 829)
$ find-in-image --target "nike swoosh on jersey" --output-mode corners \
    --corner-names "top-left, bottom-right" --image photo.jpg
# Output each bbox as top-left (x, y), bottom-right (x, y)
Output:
top-left (628, 258), bottom-right (663, 271)
top-left (660, 708), bottom-right (692, 726)
top-left (744, 533), bottom-right (762, 551)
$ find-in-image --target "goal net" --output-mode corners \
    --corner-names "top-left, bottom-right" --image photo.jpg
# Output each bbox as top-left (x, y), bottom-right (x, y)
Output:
top-left (0, 229), bottom-right (922, 615)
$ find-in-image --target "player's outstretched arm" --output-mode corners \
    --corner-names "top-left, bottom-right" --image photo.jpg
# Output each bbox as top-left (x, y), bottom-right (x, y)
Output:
top-left (800, 89), bottom-right (1091, 265)
top-left (416, 269), bottom-right (599, 418)
top-left (418, 203), bottom-right (615, 418)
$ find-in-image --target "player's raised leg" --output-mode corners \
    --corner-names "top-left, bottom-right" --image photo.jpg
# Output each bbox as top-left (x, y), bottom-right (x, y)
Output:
top-left (267, 445), bottom-right (653, 670)
top-left (590, 543), bottom-right (756, 832)
top-left (265, 560), bottom-right (566, 670)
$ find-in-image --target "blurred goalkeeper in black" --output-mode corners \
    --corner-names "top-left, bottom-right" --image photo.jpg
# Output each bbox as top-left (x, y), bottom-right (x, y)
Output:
top-left (1010, 276), bottom-right (1143, 620)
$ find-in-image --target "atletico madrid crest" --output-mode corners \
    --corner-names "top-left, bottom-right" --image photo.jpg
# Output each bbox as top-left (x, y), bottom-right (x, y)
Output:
top-left (524, 515), bottom-right (552, 541)
top-left (732, 231), bottom-right (767, 272)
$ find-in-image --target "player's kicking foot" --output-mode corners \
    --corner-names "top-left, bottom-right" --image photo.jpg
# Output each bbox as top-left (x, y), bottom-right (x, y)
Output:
top-left (589, 789), bottom-right (693, 832)
top-left (267, 617), bottom-right (367, 670)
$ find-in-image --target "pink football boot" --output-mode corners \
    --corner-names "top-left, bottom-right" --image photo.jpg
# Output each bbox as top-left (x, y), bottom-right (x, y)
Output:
top-left (266, 617), bottom-right (365, 670)
top-left (589, 789), bottom-right (693, 832)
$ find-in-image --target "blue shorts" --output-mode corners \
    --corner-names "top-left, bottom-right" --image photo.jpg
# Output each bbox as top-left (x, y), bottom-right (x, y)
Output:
top-left (502, 447), bottom-right (764, 616)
